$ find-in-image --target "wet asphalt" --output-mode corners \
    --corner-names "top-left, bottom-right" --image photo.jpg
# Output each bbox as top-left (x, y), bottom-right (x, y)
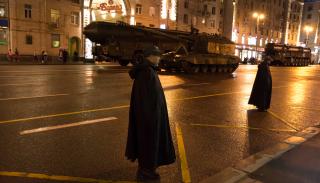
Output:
top-left (0, 63), bottom-right (319, 183)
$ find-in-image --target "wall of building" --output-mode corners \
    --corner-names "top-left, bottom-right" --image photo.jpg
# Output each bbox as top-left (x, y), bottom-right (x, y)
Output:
top-left (300, 0), bottom-right (320, 47)
top-left (0, 0), bottom-right (9, 56)
top-left (7, 0), bottom-right (82, 58)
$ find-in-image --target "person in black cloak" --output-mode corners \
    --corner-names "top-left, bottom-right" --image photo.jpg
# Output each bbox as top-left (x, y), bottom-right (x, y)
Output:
top-left (248, 56), bottom-right (272, 111)
top-left (125, 46), bottom-right (176, 181)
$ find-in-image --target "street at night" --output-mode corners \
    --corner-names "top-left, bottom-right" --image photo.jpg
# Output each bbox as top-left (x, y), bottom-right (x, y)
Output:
top-left (0, 64), bottom-right (319, 183)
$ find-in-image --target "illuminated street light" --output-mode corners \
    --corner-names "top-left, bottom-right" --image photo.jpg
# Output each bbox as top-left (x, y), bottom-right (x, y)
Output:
top-left (304, 25), bottom-right (314, 47)
top-left (252, 12), bottom-right (265, 59)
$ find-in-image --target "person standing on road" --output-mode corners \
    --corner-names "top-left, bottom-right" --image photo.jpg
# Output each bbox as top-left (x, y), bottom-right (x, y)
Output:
top-left (41, 51), bottom-right (48, 64)
top-left (7, 49), bottom-right (13, 62)
top-left (125, 46), bottom-right (176, 181)
top-left (14, 48), bottom-right (19, 62)
top-left (62, 49), bottom-right (68, 64)
top-left (248, 56), bottom-right (273, 111)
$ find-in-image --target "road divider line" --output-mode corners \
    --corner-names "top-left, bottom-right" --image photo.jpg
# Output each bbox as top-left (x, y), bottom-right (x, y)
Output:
top-left (190, 123), bottom-right (296, 133)
top-left (0, 86), bottom-right (289, 125)
top-left (0, 171), bottom-right (136, 183)
top-left (0, 94), bottom-right (69, 101)
top-left (175, 122), bottom-right (192, 183)
top-left (0, 105), bottom-right (129, 125)
top-left (173, 86), bottom-right (288, 101)
top-left (20, 117), bottom-right (118, 135)
top-left (291, 106), bottom-right (320, 111)
top-left (0, 83), bottom-right (38, 86)
top-left (268, 110), bottom-right (299, 131)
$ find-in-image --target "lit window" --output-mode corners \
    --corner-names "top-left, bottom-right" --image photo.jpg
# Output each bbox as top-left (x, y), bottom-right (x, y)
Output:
top-left (51, 34), bottom-right (60, 48)
top-left (24, 4), bottom-right (32, 19)
top-left (51, 9), bottom-right (60, 28)
top-left (0, 6), bottom-right (5, 17)
top-left (0, 29), bottom-right (7, 45)
top-left (160, 24), bottom-right (166, 29)
top-left (71, 12), bottom-right (79, 25)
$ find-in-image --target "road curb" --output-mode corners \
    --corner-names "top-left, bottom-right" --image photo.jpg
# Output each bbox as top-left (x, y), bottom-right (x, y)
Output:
top-left (199, 126), bottom-right (320, 183)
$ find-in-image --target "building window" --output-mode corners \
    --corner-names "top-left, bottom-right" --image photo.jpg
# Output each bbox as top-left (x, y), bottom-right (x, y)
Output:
top-left (0, 29), bottom-right (7, 45)
top-left (25, 35), bottom-right (32, 45)
top-left (211, 20), bottom-right (215, 28)
top-left (71, 12), bottom-right (79, 25)
top-left (24, 4), bottom-right (32, 18)
top-left (136, 4), bottom-right (142, 15)
top-left (308, 6), bottom-right (313, 11)
top-left (183, 14), bottom-right (188, 24)
top-left (71, 0), bottom-right (80, 4)
top-left (307, 14), bottom-right (312, 19)
top-left (0, 6), bottom-right (5, 17)
top-left (50, 9), bottom-right (60, 28)
top-left (212, 7), bottom-right (216, 15)
top-left (184, 0), bottom-right (189, 9)
top-left (149, 7), bottom-right (155, 17)
top-left (51, 34), bottom-right (60, 48)
top-left (203, 5), bottom-right (208, 15)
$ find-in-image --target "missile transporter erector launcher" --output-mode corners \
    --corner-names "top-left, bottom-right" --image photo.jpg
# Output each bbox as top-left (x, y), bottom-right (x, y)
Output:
top-left (83, 21), bottom-right (240, 73)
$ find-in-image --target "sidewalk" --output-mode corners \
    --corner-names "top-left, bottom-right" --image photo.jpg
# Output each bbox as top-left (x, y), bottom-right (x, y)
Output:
top-left (248, 132), bottom-right (320, 183)
top-left (200, 126), bottom-right (320, 183)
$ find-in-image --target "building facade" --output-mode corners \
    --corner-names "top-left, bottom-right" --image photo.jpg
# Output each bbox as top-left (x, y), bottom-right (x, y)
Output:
top-left (83, 0), bottom-right (224, 59)
top-left (300, 0), bottom-right (320, 63)
top-left (0, 0), bottom-right (82, 59)
top-left (230, 0), bottom-right (304, 60)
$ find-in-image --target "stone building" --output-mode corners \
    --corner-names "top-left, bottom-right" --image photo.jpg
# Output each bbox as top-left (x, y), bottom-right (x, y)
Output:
top-left (0, 0), bottom-right (82, 60)
top-left (230, 0), bottom-right (304, 60)
top-left (83, 0), bottom-right (224, 59)
top-left (299, 0), bottom-right (320, 63)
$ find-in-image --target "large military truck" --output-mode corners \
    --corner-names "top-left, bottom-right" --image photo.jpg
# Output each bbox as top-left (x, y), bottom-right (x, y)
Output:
top-left (265, 43), bottom-right (312, 66)
top-left (83, 21), bottom-right (240, 73)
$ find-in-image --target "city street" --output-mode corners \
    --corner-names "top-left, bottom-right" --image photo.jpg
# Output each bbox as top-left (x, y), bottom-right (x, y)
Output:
top-left (0, 64), bottom-right (319, 183)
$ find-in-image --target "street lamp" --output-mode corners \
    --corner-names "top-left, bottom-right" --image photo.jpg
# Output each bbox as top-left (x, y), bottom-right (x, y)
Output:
top-left (253, 12), bottom-right (265, 59)
top-left (304, 25), bottom-right (313, 47)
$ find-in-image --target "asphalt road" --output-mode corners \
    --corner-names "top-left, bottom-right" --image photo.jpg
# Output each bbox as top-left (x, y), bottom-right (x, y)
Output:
top-left (0, 64), bottom-right (319, 183)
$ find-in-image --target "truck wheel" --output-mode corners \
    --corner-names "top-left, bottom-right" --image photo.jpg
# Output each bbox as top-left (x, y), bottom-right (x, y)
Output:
top-left (182, 62), bottom-right (199, 73)
top-left (119, 59), bottom-right (129, 66)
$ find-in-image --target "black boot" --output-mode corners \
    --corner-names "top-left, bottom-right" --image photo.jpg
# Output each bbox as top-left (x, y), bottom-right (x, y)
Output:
top-left (136, 167), bottom-right (160, 182)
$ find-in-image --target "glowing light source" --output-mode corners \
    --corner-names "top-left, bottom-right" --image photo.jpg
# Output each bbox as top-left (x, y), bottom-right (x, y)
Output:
top-left (161, 0), bottom-right (167, 19)
top-left (130, 16), bottom-right (135, 25)
top-left (160, 24), bottom-right (166, 29)
top-left (169, 0), bottom-right (176, 21)
top-left (304, 25), bottom-right (313, 33)
top-left (248, 36), bottom-right (257, 45)
top-left (242, 35), bottom-right (245, 44)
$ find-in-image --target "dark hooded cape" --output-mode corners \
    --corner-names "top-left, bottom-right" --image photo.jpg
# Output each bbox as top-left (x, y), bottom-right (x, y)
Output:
top-left (248, 61), bottom-right (272, 110)
top-left (125, 60), bottom-right (176, 169)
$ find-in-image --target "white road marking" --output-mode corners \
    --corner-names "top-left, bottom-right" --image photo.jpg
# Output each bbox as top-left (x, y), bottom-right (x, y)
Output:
top-left (0, 83), bottom-right (38, 86)
top-left (0, 94), bottom-right (69, 101)
top-left (20, 117), bottom-right (118, 135)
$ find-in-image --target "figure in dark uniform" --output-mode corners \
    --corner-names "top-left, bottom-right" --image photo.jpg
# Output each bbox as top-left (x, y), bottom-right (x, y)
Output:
top-left (125, 46), bottom-right (176, 181)
top-left (248, 56), bottom-right (272, 111)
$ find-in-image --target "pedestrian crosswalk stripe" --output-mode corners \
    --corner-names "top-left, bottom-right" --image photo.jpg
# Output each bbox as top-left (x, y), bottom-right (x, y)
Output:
top-left (0, 171), bottom-right (136, 183)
